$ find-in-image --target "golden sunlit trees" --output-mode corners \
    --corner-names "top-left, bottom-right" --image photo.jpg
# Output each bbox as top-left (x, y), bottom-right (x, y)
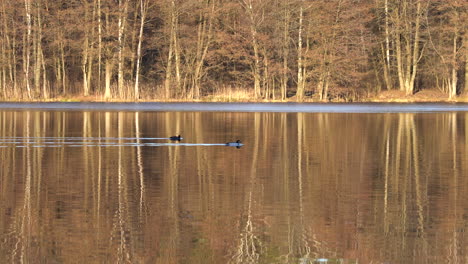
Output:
top-left (134, 0), bottom-right (150, 100)
top-left (0, 0), bottom-right (465, 100)
top-left (296, 0), bottom-right (374, 101)
top-left (426, 0), bottom-right (467, 99)
top-left (393, 0), bottom-right (425, 95)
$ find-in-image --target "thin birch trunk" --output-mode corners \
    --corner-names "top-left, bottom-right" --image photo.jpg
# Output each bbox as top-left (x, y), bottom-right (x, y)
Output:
top-left (384, 0), bottom-right (391, 70)
top-left (395, 20), bottom-right (405, 92)
top-left (2, 3), bottom-right (17, 93)
top-left (408, 1), bottom-right (422, 95)
top-left (465, 34), bottom-right (468, 93)
top-left (40, 42), bottom-right (47, 98)
top-left (192, 0), bottom-right (215, 99)
top-left (60, 41), bottom-right (66, 94)
top-left (82, 35), bottom-right (89, 96)
top-left (165, 0), bottom-right (177, 98)
top-left (173, 9), bottom-right (181, 95)
top-left (35, 0), bottom-right (46, 97)
top-left (250, 17), bottom-right (261, 98)
top-left (55, 56), bottom-right (61, 93)
top-left (12, 17), bottom-right (17, 94)
top-left (0, 15), bottom-right (4, 94)
top-left (263, 47), bottom-right (269, 98)
top-left (165, 37), bottom-right (174, 98)
top-left (383, 0), bottom-right (392, 90)
top-left (98, 0), bottom-right (102, 93)
top-left (296, 5), bottom-right (304, 100)
top-left (381, 43), bottom-right (392, 91)
top-left (135, 0), bottom-right (148, 100)
top-left (319, 0), bottom-right (343, 101)
top-left (118, 0), bottom-right (129, 97)
top-left (104, 60), bottom-right (113, 99)
top-left (281, 8), bottom-right (290, 101)
top-left (1, 39), bottom-right (3, 94)
top-left (395, 0), bottom-right (423, 95)
top-left (1, 2), bottom-right (9, 94)
top-left (449, 33), bottom-right (458, 99)
top-left (33, 12), bottom-right (39, 94)
top-left (24, 0), bottom-right (32, 98)
top-left (242, 0), bottom-right (261, 98)
top-left (82, 0), bottom-right (91, 96)
top-left (130, 3), bottom-right (139, 81)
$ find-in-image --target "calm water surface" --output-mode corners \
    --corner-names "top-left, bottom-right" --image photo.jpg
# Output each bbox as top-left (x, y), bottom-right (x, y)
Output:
top-left (0, 106), bottom-right (467, 263)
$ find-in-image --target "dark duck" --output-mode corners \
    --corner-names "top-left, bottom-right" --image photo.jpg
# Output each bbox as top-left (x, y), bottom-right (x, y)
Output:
top-left (169, 135), bottom-right (182, 141)
top-left (225, 140), bottom-right (243, 148)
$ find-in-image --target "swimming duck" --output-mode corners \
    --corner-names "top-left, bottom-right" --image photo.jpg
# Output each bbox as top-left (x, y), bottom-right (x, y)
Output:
top-left (169, 135), bottom-right (182, 141)
top-left (226, 140), bottom-right (243, 148)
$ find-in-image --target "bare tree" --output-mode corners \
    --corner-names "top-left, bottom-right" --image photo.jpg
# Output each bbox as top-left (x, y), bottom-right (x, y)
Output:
top-left (118, 0), bottom-right (129, 97)
top-left (393, 0), bottom-right (425, 95)
top-left (24, 0), bottom-right (32, 98)
top-left (134, 0), bottom-right (149, 100)
top-left (239, 0), bottom-right (263, 98)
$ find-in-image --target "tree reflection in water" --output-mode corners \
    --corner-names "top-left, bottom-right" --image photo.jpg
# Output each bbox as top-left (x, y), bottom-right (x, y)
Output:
top-left (0, 110), bottom-right (467, 263)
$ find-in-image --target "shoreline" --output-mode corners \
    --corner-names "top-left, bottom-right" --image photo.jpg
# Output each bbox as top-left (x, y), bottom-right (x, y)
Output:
top-left (1, 101), bottom-right (468, 113)
top-left (1, 89), bottom-right (467, 104)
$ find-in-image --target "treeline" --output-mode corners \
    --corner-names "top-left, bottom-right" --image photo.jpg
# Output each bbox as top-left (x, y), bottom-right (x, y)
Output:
top-left (0, 0), bottom-right (466, 101)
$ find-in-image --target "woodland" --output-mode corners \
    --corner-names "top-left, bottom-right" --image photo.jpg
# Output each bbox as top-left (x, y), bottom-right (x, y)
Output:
top-left (0, 0), bottom-right (466, 101)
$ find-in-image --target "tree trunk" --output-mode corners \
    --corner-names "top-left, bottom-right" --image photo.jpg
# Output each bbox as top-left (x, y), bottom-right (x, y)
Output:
top-left (250, 25), bottom-right (261, 98)
top-left (165, 0), bottom-right (178, 98)
top-left (384, 0), bottom-right (390, 65)
top-left (296, 5), bottom-right (304, 101)
top-left (408, 1), bottom-right (422, 95)
top-left (394, 0), bottom-right (423, 95)
top-left (87, 50), bottom-right (94, 96)
top-left (118, 0), bottom-right (129, 98)
top-left (465, 34), bottom-right (468, 94)
top-left (381, 0), bottom-right (393, 90)
top-left (40, 42), bottom-right (48, 98)
top-left (1, 2), bottom-right (9, 95)
top-left (82, 36), bottom-right (90, 96)
top-left (317, 0), bottom-right (342, 101)
top-left (281, 8), bottom-right (290, 101)
top-left (381, 43), bottom-right (392, 91)
top-left (165, 37), bottom-right (174, 98)
top-left (449, 33), bottom-right (458, 99)
top-left (104, 60), bottom-right (113, 99)
top-left (129, 3), bottom-right (139, 81)
top-left (97, 0), bottom-right (102, 94)
top-left (171, 0), bottom-right (181, 96)
top-left (395, 22), bottom-right (405, 92)
top-left (35, 0), bottom-right (46, 98)
top-left (384, 0), bottom-right (392, 90)
top-left (0, 19), bottom-right (4, 94)
top-left (242, 0), bottom-right (261, 98)
top-left (60, 41), bottom-right (67, 94)
top-left (12, 18), bottom-right (17, 95)
top-left (2, 3), bottom-right (17, 95)
top-left (263, 47), bottom-right (269, 98)
top-left (33, 13), bottom-right (40, 94)
top-left (24, 0), bottom-right (32, 98)
top-left (191, 0), bottom-right (215, 99)
top-left (135, 0), bottom-right (148, 100)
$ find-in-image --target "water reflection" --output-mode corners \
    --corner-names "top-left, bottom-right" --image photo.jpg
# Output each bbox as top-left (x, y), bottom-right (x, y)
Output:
top-left (0, 111), bottom-right (467, 263)
top-left (0, 137), bottom-right (243, 148)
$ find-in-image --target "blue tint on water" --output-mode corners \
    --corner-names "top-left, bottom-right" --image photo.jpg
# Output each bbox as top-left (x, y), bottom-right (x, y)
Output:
top-left (1, 102), bottom-right (468, 113)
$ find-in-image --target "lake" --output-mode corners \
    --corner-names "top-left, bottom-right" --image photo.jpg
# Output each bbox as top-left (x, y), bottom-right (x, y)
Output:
top-left (1, 103), bottom-right (467, 263)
